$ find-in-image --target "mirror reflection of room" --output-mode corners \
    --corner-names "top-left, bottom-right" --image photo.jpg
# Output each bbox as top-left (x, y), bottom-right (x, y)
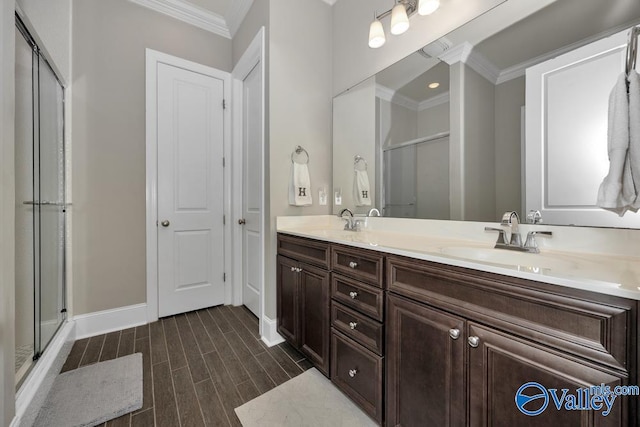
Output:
top-left (332, 0), bottom-right (640, 228)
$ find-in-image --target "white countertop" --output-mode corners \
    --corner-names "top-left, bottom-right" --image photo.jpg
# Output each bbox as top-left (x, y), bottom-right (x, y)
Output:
top-left (277, 216), bottom-right (640, 301)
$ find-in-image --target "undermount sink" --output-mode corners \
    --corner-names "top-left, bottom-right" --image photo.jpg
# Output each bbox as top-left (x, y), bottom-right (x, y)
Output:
top-left (438, 246), bottom-right (577, 272)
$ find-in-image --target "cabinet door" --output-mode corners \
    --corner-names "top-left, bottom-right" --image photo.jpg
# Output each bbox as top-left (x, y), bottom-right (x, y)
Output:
top-left (299, 263), bottom-right (330, 375)
top-left (386, 294), bottom-right (466, 427)
top-left (277, 255), bottom-right (299, 346)
top-left (468, 323), bottom-right (627, 427)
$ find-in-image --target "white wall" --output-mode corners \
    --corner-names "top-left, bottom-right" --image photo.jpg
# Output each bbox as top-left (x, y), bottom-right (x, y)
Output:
top-left (333, 77), bottom-right (376, 215)
top-left (16, 0), bottom-right (72, 84)
top-left (416, 138), bottom-right (450, 219)
top-left (0, 0), bottom-right (16, 423)
top-left (382, 100), bottom-right (417, 146)
top-left (72, 0), bottom-right (233, 315)
top-left (265, 0), bottom-right (333, 317)
top-left (331, 0), bottom-right (505, 95)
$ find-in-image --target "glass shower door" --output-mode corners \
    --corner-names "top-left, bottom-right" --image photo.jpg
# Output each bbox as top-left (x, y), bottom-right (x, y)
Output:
top-left (36, 55), bottom-right (66, 352)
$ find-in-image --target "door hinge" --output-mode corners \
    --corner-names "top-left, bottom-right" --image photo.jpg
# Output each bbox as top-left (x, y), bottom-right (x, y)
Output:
top-left (223, 157), bottom-right (225, 167)
top-left (60, 308), bottom-right (67, 313)
top-left (223, 99), bottom-right (226, 109)
top-left (223, 215), bottom-right (226, 225)
top-left (223, 273), bottom-right (226, 282)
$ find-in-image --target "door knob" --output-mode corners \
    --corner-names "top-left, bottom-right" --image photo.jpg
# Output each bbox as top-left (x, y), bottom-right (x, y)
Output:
top-left (161, 220), bottom-right (170, 227)
top-left (349, 261), bottom-right (358, 269)
top-left (349, 321), bottom-right (358, 330)
top-left (238, 218), bottom-right (246, 225)
top-left (348, 369), bottom-right (358, 378)
top-left (349, 291), bottom-right (358, 299)
top-left (449, 328), bottom-right (461, 340)
top-left (468, 336), bottom-right (480, 348)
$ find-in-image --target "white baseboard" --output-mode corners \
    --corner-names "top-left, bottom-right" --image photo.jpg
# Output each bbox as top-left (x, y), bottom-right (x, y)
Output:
top-left (12, 321), bottom-right (75, 427)
top-left (73, 303), bottom-right (148, 339)
top-left (260, 315), bottom-right (284, 347)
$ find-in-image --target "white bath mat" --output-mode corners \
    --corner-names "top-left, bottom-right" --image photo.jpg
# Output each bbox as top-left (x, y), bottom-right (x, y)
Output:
top-left (34, 353), bottom-right (143, 427)
top-left (234, 368), bottom-right (377, 426)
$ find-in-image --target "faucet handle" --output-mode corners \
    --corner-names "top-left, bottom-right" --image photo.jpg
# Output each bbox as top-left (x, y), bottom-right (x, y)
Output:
top-left (484, 227), bottom-right (508, 245)
top-left (524, 231), bottom-right (552, 252)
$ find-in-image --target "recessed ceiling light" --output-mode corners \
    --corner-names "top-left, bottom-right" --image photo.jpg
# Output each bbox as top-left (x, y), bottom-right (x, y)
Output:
top-left (428, 82), bottom-right (440, 89)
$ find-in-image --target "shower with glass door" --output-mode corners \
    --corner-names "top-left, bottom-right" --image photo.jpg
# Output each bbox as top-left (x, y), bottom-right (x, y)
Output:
top-left (15, 16), bottom-right (67, 386)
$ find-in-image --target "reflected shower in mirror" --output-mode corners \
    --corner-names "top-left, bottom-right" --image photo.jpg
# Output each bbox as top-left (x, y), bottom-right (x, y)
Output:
top-left (332, 0), bottom-right (640, 228)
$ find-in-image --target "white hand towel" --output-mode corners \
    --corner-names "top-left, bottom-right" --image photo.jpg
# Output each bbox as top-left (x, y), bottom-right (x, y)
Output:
top-left (597, 72), bottom-right (639, 215)
top-left (628, 71), bottom-right (640, 211)
top-left (289, 162), bottom-right (313, 206)
top-left (353, 169), bottom-right (372, 207)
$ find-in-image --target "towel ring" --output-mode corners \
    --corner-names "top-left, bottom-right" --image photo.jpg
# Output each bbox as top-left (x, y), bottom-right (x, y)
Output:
top-left (354, 155), bottom-right (368, 171)
top-left (291, 145), bottom-right (309, 164)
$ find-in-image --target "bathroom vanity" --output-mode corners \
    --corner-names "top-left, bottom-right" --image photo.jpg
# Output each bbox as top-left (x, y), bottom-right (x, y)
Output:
top-left (276, 216), bottom-right (640, 426)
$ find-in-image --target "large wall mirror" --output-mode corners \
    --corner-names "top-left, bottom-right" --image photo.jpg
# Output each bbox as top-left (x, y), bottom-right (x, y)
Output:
top-left (332, 0), bottom-right (640, 228)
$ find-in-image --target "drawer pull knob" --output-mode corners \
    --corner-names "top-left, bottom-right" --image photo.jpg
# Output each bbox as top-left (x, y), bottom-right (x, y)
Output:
top-left (348, 369), bottom-right (358, 378)
top-left (290, 266), bottom-right (296, 272)
top-left (349, 321), bottom-right (358, 330)
top-left (468, 336), bottom-right (480, 348)
top-left (449, 328), bottom-right (460, 340)
top-left (349, 261), bottom-right (358, 269)
top-left (297, 268), bottom-right (303, 273)
top-left (349, 291), bottom-right (358, 299)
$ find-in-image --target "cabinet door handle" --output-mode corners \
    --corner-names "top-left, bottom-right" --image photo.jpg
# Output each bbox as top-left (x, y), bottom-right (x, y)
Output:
top-left (468, 336), bottom-right (480, 348)
top-left (348, 369), bottom-right (358, 378)
top-left (349, 291), bottom-right (358, 299)
top-left (349, 261), bottom-right (358, 269)
top-left (349, 321), bottom-right (358, 330)
top-left (449, 328), bottom-right (460, 340)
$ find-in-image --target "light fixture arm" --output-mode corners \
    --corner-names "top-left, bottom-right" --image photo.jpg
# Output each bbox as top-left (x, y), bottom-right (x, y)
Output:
top-left (375, 0), bottom-right (417, 21)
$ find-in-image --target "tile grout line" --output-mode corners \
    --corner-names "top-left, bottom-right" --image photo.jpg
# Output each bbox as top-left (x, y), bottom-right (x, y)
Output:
top-left (161, 318), bottom-right (183, 427)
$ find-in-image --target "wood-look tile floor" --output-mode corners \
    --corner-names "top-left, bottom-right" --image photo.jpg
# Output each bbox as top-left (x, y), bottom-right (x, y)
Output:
top-left (61, 305), bottom-right (312, 427)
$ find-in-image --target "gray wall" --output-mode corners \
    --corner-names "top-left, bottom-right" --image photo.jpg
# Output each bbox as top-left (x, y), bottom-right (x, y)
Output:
top-left (266, 0), bottom-right (333, 317)
top-left (1, 0), bottom-right (16, 422)
top-left (71, 0), bottom-right (232, 315)
top-left (495, 76), bottom-right (524, 216)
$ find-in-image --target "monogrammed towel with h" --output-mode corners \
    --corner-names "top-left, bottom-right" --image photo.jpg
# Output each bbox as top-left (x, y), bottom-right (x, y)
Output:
top-left (289, 162), bottom-right (313, 206)
top-left (353, 169), bottom-right (372, 206)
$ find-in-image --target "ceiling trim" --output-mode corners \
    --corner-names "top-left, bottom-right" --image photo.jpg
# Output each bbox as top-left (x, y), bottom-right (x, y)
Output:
top-left (226, 0), bottom-right (254, 37)
top-left (376, 85), bottom-right (420, 111)
top-left (321, 0), bottom-right (339, 5)
top-left (465, 50), bottom-right (500, 84)
top-left (128, 0), bottom-right (231, 38)
top-left (418, 91), bottom-right (450, 111)
top-left (438, 42), bottom-right (473, 66)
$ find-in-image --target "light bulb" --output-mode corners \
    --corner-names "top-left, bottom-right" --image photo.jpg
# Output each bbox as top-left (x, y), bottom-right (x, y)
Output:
top-left (419, 0), bottom-right (440, 15)
top-left (390, 3), bottom-right (410, 35)
top-left (368, 19), bottom-right (386, 48)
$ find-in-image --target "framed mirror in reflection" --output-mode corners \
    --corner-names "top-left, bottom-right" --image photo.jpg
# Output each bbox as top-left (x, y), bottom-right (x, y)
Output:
top-left (332, 0), bottom-right (640, 228)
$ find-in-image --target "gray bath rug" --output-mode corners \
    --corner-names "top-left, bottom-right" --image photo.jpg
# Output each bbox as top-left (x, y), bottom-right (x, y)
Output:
top-left (34, 353), bottom-right (143, 427)
top-left (235, 368), bottom-right (377, 426)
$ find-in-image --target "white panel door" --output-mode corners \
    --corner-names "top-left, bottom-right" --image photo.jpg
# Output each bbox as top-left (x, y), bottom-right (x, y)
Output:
top-left (241, 62), bottom-right (263, 317)
top-left (157, 63), bottom-right (225, 317)
top-left (526, 28), bottom-right (640, 227)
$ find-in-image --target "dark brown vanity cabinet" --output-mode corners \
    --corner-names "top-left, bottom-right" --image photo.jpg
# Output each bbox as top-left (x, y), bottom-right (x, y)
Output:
top-left (386, 254), bottom-right (636, 427)
top-left (276, 235), bottom-right (331, 376)
top-left (329, 244), bottom-right (386, 425)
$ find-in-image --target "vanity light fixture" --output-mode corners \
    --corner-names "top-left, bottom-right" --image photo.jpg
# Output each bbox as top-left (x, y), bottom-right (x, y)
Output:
top-left (368, 0), bottom-right (441, 49)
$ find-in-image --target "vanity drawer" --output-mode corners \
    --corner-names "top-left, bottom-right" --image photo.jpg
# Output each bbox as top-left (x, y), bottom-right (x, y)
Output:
top-left (331, 329), bottom-right (383, 424)
top-left (331, 245), bottom-right (384, 287)
top-left (332, 302), bottom-right (384, 355)
top-left (332, 274), bottom-right (384, 321)
top-left (387, 255), bottom-right (634, 372)
top-left (277, 234), bottom-right (330, 269)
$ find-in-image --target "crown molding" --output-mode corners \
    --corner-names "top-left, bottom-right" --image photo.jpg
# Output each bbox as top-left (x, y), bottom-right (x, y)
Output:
top-left (418, 91), bottom-right (450, 111)
top-left (226, 0), bottom-right (254, 37)
top-left (128, 0), bottom-right (231, 38)
top-left (321, 0), bottom-right (339, 5)
top-left (466, 49), bottom-right (500, 84)
top-left (376, 85), bottom-right (420, 111)
top-left (438, 42), bottom-right (473, 65)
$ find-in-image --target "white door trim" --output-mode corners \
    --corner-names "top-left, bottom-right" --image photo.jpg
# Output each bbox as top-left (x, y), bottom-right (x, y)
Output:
top-left (231, 28), bottom-right (265, 335)
top-left (145, 49), bottom-right (232, 322)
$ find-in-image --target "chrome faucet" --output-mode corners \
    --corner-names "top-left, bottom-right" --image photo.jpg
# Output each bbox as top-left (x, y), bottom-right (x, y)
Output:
top-left (339, 208), bottom-right (362, 231)
top-left (485, 211), bottom-right (552, 253)
top-left (367, 208), bottom-right (381, 217)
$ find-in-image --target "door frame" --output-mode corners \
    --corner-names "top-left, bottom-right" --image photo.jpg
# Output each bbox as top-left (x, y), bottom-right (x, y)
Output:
top-left (145, 49), bottom-right (232, 322)
top-left (231, 28), bottom-right (266, 335)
